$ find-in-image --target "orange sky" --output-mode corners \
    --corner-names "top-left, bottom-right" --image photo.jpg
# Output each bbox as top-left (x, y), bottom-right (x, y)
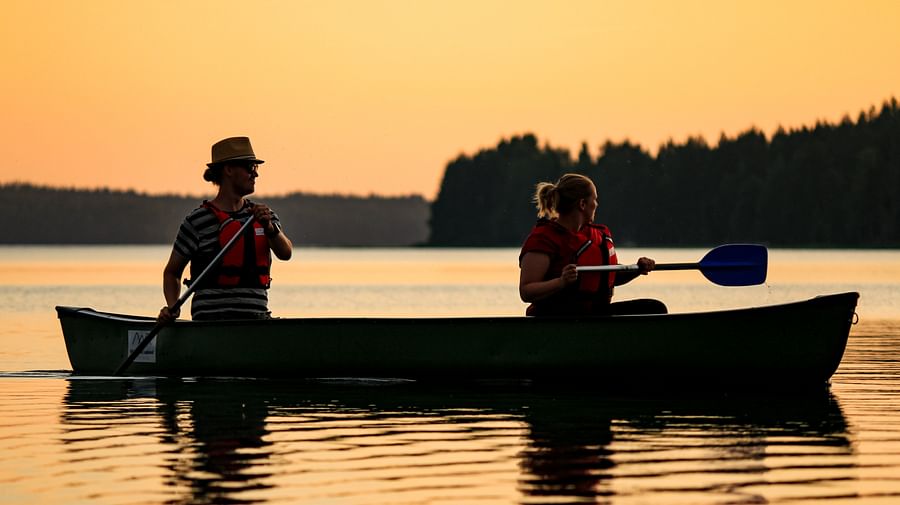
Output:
top-left (1, 1), bottom-right (898, 198)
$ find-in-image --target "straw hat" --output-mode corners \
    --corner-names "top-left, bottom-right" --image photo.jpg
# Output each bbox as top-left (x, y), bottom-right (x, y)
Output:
top-left (206, 136), bottom-right (265, 167)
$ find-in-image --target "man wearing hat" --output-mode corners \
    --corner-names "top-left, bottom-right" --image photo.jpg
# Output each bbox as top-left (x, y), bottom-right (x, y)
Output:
top-left (158, 136), bottom-right (293, 322)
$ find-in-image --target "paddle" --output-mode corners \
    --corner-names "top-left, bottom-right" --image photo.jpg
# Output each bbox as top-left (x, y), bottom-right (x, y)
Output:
top-left (113, 216), bottom-right (257, 375)
top-left (576, 243), bottom-right (767, 287)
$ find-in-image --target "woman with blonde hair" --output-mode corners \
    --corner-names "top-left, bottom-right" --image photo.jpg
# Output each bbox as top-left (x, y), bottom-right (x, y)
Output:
top-left (518, 173), bottom-right (666, 316)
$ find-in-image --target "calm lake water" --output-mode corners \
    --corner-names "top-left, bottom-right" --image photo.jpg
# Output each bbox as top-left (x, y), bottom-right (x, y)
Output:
top-left (1, 246), bottom-right (899, 504)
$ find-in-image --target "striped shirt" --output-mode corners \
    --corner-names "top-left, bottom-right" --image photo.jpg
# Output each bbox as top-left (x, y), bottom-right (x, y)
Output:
top-left (173, 201), bottom-right (281, 320)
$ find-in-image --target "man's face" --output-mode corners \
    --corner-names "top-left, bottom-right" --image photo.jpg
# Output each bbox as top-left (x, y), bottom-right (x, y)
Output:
top-left (226, 162), bottom-right (258, 195)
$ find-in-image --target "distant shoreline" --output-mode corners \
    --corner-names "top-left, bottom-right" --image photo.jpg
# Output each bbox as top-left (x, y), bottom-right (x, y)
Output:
top-left (0, 184), bottom-right (430, 247)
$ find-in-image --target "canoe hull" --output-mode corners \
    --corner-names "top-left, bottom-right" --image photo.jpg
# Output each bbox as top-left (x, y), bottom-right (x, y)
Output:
top-left (57, 292), bottom-right (859, 386)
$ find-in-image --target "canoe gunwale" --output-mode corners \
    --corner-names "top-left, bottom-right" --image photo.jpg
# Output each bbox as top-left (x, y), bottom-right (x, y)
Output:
top-left (56, 291), bottom-right (861, 326)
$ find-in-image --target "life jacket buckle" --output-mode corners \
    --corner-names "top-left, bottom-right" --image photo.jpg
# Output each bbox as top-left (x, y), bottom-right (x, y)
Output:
top-left (574, 240), bottom-right (592, 261)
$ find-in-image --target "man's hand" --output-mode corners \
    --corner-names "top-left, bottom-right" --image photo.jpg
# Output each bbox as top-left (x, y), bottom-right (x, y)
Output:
top-left (251, 203), bottom-right (275, 232)
top-left (157, 306), bottom-right (180, 324)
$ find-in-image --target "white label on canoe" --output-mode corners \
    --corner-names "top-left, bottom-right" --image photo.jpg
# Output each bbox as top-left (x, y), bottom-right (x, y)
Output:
top-left (127, 330), bottom-right (157, 364)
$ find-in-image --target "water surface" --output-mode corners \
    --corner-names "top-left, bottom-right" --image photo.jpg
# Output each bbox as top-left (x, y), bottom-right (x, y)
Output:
top-left (1, 246), bottom-right (898, 504)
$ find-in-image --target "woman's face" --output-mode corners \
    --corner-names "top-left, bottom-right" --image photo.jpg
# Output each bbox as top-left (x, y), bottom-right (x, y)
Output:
top-left (582, 184), bottom-right (598, 223)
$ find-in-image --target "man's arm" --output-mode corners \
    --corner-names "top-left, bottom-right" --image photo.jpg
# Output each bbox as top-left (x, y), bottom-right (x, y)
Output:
top-left (267, 223), bottom-right (293, 260)
top-left (251, 203), bottom-right (293, 260)
top-left (158, 249), bottom-right (189, 323)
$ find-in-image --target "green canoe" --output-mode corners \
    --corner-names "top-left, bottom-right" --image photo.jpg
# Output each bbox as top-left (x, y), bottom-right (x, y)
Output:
top-left (56, 292), bottom-right (858, 386)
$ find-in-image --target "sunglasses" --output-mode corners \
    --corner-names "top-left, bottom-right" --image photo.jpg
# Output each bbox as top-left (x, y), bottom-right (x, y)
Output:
top-left (234, 162), bottom-right (259, 175)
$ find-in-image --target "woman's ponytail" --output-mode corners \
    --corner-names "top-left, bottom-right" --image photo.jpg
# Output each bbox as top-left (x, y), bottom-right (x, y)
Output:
top-left (533, 182), bottom-right (559, 219)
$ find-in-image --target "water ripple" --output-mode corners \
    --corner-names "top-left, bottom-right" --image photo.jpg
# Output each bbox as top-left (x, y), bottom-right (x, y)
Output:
top-left (1, 327), bottom-right (899, 504)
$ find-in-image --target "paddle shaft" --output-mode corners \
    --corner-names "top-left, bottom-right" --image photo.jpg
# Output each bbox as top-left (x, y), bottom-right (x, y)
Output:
top-left (113, 216), bottom-right (257, 375)
top-left (577, 262), bottom-right (698, 272)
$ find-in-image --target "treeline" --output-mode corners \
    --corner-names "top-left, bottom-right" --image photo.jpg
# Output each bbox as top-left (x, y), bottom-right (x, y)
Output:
top-left (0, 185), bottom-right (429, 246)
top-left (430, 98), bottom-right (900, 247)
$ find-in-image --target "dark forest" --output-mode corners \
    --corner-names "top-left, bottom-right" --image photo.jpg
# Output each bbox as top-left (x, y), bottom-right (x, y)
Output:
top-left (429, 98), bottom-right (899, 247)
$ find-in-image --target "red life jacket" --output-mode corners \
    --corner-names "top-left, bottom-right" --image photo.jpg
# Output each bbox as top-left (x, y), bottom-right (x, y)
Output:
top-left (574, 224), bottom-right (618, 300)
top-left (189, 201), bottom-right (272, 289)
top-left (520, 220), bottom-right (618, 316)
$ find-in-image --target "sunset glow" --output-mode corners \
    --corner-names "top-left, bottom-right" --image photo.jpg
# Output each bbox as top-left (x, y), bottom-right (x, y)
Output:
top-left (2, 0), bottom-right (898, 197)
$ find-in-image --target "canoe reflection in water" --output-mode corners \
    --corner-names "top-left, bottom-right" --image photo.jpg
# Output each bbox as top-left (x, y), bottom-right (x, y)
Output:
top-left (62, 379), bottom-right (275, 502)
top-left (60, 379), bottom-right (854, 504)
top-left (160, 383), bottom-right (273, 497)
top-left (517, 392), bottom-right (852, 501)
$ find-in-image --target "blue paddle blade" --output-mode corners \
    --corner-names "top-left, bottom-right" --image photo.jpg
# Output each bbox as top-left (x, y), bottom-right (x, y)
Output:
top-left (697, 244), bottom-right (768, 286)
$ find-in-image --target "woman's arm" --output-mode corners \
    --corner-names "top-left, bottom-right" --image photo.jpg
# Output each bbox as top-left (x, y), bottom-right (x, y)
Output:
top-left (519, 252), bottom-right (578, 302)
top-left (613, 256), bottom-right (655, 286)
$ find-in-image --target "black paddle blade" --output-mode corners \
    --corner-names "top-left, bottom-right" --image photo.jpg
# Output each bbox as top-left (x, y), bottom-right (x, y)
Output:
top-left (697, 244), bottom-right (768, 286)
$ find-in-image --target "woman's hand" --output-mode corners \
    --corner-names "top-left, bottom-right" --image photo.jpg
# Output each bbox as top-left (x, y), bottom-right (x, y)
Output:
top-left (636, 257), bottom-right (656, 275)
top-left (560, 263), bottom-right (579, 286)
